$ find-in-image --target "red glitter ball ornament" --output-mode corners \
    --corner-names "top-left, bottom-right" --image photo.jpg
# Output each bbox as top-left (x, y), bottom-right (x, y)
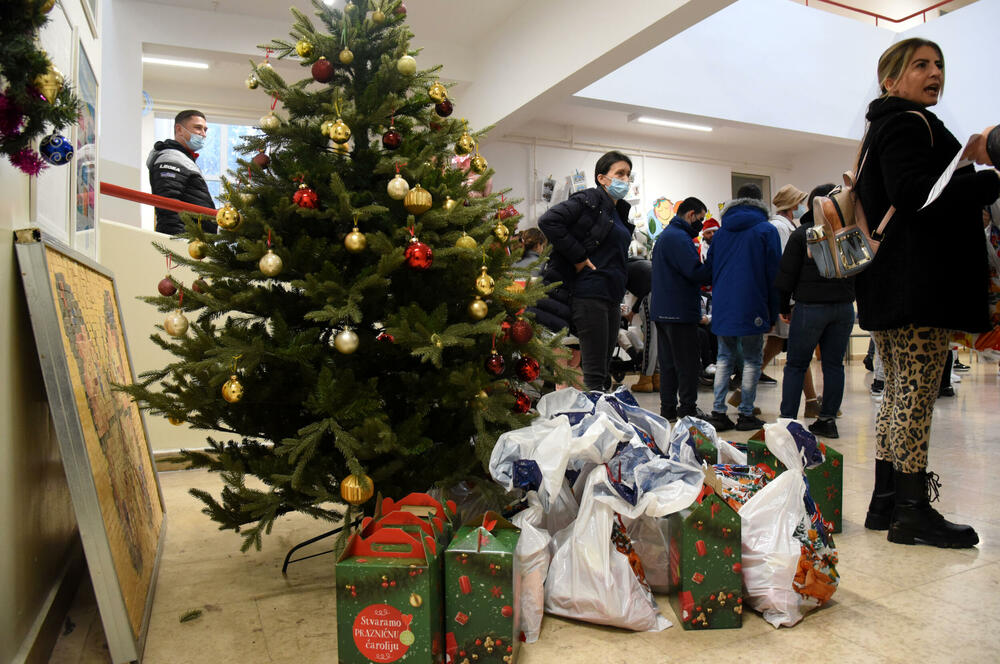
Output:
top-left (293, 184), bottom-right (318, 208)
top-left (252, 152), bottom-right (270, 169)
top-left (515, 356), bottom-right (540, 381)
top-left (434, 100), bottom-right (453, 117)
top-left (382, 127), bottom-right (402, 150)
top-left (510, 318), bottom-right (534, 344)
top-left (501, 604), bottom-right (515, 617)
top-left (404, 238), bottom-right (433, 270)
top-left (311, 57), bottom-right (335, 83)
top-left (511, 391), bottom-right (531, 414)
top-left (501, 204), bottom-right (519, 219)
top-left (376, 331), bottom-right (395, 343)
top-left (394, 2), bottom-right (407, 15)
top-left (192, 278), bottom-right (208, 293)
top-left (485, 351), bottom-right (505, 376)
top-left (157, 277), bottom-right (177, 297)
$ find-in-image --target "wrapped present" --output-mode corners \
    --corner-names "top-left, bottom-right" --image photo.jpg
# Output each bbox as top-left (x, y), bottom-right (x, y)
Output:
top-left (337, 526), bottom-right (443, 664)
top-left (711, 464), bottom-right (767, 512)
top-left (742, 427), bottom-right (843, 533)
top-left (666, 488), bottom-right (743, 630)
top-left (444, 512), bottom-right (521, 663)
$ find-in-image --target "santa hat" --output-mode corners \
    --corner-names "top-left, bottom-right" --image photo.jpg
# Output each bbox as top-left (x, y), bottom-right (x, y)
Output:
top-left (702, 218), bottom-right (720, 232)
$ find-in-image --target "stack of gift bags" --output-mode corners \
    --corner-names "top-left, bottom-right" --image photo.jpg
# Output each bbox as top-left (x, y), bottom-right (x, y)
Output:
top-left (489, 388), bottom-right (840, 637)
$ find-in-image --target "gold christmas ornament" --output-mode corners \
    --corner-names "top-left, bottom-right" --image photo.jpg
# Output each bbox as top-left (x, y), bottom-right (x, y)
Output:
top-left (40, 0), bottom-right (57, 13)
top-left (427, 81), bottom-right (448, 103)
top-left (260, 112), bottom-right (280, 130)
top-left (340, 473), bottom-right (374, 505)
top-left (339, 48), bottom-right (354, 65)
top-left (164, 310), bottom-right (189, 337)
top-left (468, 297), bottom-right (488, 320)
top-left (344, 1), bottom-right (356, 12)
top-left (404, 184), bottom-right (432, 215)
top-left (34, 61), bottom-right (64, 103)
top-left (475, 266), bottom-right (495, 296)
top-left (470, 153), bottom-right (489, 174)
top-left (409, 593), bottom-right (423, 608)
top-left (216, 203), bottom-right (243, 231)
top-left (329, 118), bottom-right (352, 144)
top-left (320, 119), bottom-right (335, 136)
top-left (344, 226), bottom-right (366, 253)
top-left (334, 328), bottom-right (359, 354)
top-left (387, 173), bottom-right (410, 200)
top-left (455, 233), bottom-right (477, 250)
top-left (431, 333), bottom-right (443, 348)
top-left (372, 9), bottom-right (386, 23)
top-left (494, 223), bottom-right (510, 243)
top-left (221, 375), bottom-right (244, 403)
top-left (334, 142), bottom-right (351, 156)
top-left (239, 191), bottom-right (256, 205)
top-left (167, 416), bottom-right (183, 426)
top-left (455, 131), bottom-right (476, 156)
top-left (443, 196), bottom-right (458, 212)
top-left (295, 40), bottom-right (314, 57)
top-left (259, 249), bottom-right (283, 277)
top-left (245, 75), bottom-right (259, 90)
top-left (396, 54), bottom-right (417, 76)
top-left (258, 61), bottom-right (274, 72)
top-left (188, 239), bottom-right (208, 260)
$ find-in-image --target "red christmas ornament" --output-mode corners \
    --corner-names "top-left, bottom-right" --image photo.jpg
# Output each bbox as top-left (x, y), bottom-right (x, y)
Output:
top-left (511, 390), bottom-right (531, 414)
top-left (510, 318), bottom-right (534, 344)
top-left (502, 204), bottom-right (519, 219)
top-left (500, 319), bottom-right (512, 342)
top-left (376, 331), bottom-right (395, 343)
top-left (501, 605), bottom-right (514, 618)
top-left (192, 278), bottom-right (208, 293)
top-left (404, 238), bottom-right (433, 270)
top-left (293, 183), bottom-right (319, 208)
top-left (394, 2), bottom-right (407, 15)
top-left (429, 121), bottom-right (443, 132)
top-left (157, 276), bottom-right (177, 297)
top-left (515, 356), bottom-right (540, 381)
top-left (311, 57), bottom-right (335, 83)
top-left (382, 127), bottom-right (402, 150)
top-left (485, 351), bottom-right (505, 376)
top-left (252, 152), bottom-right (270, 169)
top-left (434, 100), bottom-right (454, 117)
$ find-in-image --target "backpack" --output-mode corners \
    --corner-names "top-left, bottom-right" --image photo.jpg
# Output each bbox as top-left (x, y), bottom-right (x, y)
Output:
top-left (807, 110), bottom-right (933, 279)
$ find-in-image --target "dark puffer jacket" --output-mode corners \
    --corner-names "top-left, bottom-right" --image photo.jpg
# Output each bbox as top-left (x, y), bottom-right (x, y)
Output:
top-left (775, 210), bottom-right (855, 314)
top-left (146, 139), bottom-right (217, 235)
top-left (538, 186), bottom-right (634, 299)
top-left (854, 97), bottom-right (1000, 332)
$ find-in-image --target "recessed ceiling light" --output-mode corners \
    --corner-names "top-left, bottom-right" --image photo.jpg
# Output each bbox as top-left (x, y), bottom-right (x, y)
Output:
top-left (629, 114), bottom-right (713, 132)
top-left (142, 56), bottom-right (210, 69)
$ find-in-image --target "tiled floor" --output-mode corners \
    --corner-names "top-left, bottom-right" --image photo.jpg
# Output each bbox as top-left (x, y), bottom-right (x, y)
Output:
top-left (50, 356), bottom-right (1000, 664)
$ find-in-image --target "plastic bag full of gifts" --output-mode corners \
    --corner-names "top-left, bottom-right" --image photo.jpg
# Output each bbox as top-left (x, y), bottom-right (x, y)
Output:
top-left (489, 388), bottom-right (703, 634)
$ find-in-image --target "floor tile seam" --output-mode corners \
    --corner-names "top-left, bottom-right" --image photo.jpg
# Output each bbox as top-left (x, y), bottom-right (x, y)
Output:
top-left (253, 595), bottom-right (278, 663)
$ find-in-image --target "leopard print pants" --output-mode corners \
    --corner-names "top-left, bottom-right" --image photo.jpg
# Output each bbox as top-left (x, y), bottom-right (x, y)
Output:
top-left (871, 326), bottom-right (949, 473)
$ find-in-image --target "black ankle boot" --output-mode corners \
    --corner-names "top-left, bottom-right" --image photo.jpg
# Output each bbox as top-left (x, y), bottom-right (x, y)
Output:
top-left (888, 470), bottom-right (978, 548)
top-left (864, 459), bottom-right (894, 531)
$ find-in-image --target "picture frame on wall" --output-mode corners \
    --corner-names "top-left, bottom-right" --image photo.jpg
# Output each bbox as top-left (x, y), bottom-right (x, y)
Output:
top-left (75, 40), bottom-right (99, 256)
top-left (14, 230), bottom-right (166, 664)
top-left (80, 0), bottom-right (98, 38)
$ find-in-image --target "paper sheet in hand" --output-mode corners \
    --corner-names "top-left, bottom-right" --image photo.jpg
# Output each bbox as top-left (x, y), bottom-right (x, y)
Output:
top-left (921, 135), bottom-right (978, 210)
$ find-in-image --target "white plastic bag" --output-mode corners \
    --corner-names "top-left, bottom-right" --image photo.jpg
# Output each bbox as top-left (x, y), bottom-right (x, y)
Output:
top-left (544, 466), bottom-right (671, 632)
top-left (739, 420), bottom-right (839, 627)
top-left (510, 493), bottom-right (551, 643)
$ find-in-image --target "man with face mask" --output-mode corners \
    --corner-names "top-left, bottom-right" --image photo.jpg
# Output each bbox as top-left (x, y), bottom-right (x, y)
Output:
top-left (146, 109), bottom-right (217, 235)
top-left (539, 150), bottom-right (635, 391)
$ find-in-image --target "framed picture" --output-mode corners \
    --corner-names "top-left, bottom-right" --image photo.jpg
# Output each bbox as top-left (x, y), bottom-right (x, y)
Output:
top-left (80, 0), bottom-right (98, 38)
top-left (14, 229), bottom-right (166, 664)
top-left (75, 40), bottom-right (98, 257)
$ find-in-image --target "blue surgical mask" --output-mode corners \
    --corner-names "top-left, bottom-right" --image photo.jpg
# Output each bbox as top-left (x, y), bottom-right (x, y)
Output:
top-left (605, 177), bottom-right (630, 200)
top-left (794, 202), bottom-right (808, 219)
top-left (185, 130), bottom-right (206, 152)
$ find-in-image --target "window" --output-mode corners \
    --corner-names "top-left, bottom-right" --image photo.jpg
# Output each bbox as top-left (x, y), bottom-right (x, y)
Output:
top-left (731, 172), bottom-right (771, 205)
top-left (153, 118), bottom-right (260, 206)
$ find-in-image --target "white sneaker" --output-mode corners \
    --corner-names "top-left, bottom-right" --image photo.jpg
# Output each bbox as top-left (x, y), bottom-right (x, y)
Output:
top-left (951, 372), bottom-right (961, 383)
top-left (705, 363), bottom-right (716, 375)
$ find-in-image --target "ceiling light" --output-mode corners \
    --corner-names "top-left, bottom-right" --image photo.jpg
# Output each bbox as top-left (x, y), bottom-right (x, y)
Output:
top-left (142, 56), bottom-right (210, 69)
top-left (629, 114), bottom-right (713, 132)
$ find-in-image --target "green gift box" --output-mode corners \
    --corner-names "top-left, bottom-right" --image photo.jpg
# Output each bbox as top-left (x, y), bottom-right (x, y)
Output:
top-left (745, 429), bottom-right (843, 533)
top-left (667, 490), bottom-right (743, 630)
top-left (444, 512), bottom-right (521, 664)
top-left (337, 526), bottom-right (444, 664)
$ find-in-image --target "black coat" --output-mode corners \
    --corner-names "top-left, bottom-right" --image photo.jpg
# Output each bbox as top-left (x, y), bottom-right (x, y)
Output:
top-left (774, 211), bottom-right (855, 315)
top-left (854, 97), bottom-right (1000, 332)
top-left (537, 187), bottom-right (634, 289)
top-left (146, 139), bottom-right (218, 235)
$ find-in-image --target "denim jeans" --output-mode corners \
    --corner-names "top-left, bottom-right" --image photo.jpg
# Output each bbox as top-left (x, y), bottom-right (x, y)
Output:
top-left (780, 302), bottom-right (855, 419)
top-left (712, 334), bottom-right (764, 416)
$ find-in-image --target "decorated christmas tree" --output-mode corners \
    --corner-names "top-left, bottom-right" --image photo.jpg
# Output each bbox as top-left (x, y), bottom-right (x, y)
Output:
top-left (124, 0), bottom-right (573, 551)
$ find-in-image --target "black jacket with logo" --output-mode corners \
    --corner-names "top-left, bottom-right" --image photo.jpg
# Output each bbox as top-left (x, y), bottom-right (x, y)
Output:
top-left (146, 139), bottom-right (217, 235)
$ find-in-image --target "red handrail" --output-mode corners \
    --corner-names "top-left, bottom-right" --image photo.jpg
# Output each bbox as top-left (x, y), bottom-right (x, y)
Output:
top-left (805, 0), bottom-right (959, 25)
top-left (100, 181), bottom-right (218, 217)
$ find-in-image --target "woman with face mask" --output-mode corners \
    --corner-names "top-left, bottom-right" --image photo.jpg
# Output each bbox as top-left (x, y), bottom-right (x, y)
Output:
top-left (854, 38), bottom-right (1000, 549)
top-left (538, 150), bottom-right (636, 391)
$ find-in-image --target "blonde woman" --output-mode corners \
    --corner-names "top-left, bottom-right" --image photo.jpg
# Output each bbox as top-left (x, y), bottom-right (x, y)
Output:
top-left (856, 38), bottom-right (1000, 548)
